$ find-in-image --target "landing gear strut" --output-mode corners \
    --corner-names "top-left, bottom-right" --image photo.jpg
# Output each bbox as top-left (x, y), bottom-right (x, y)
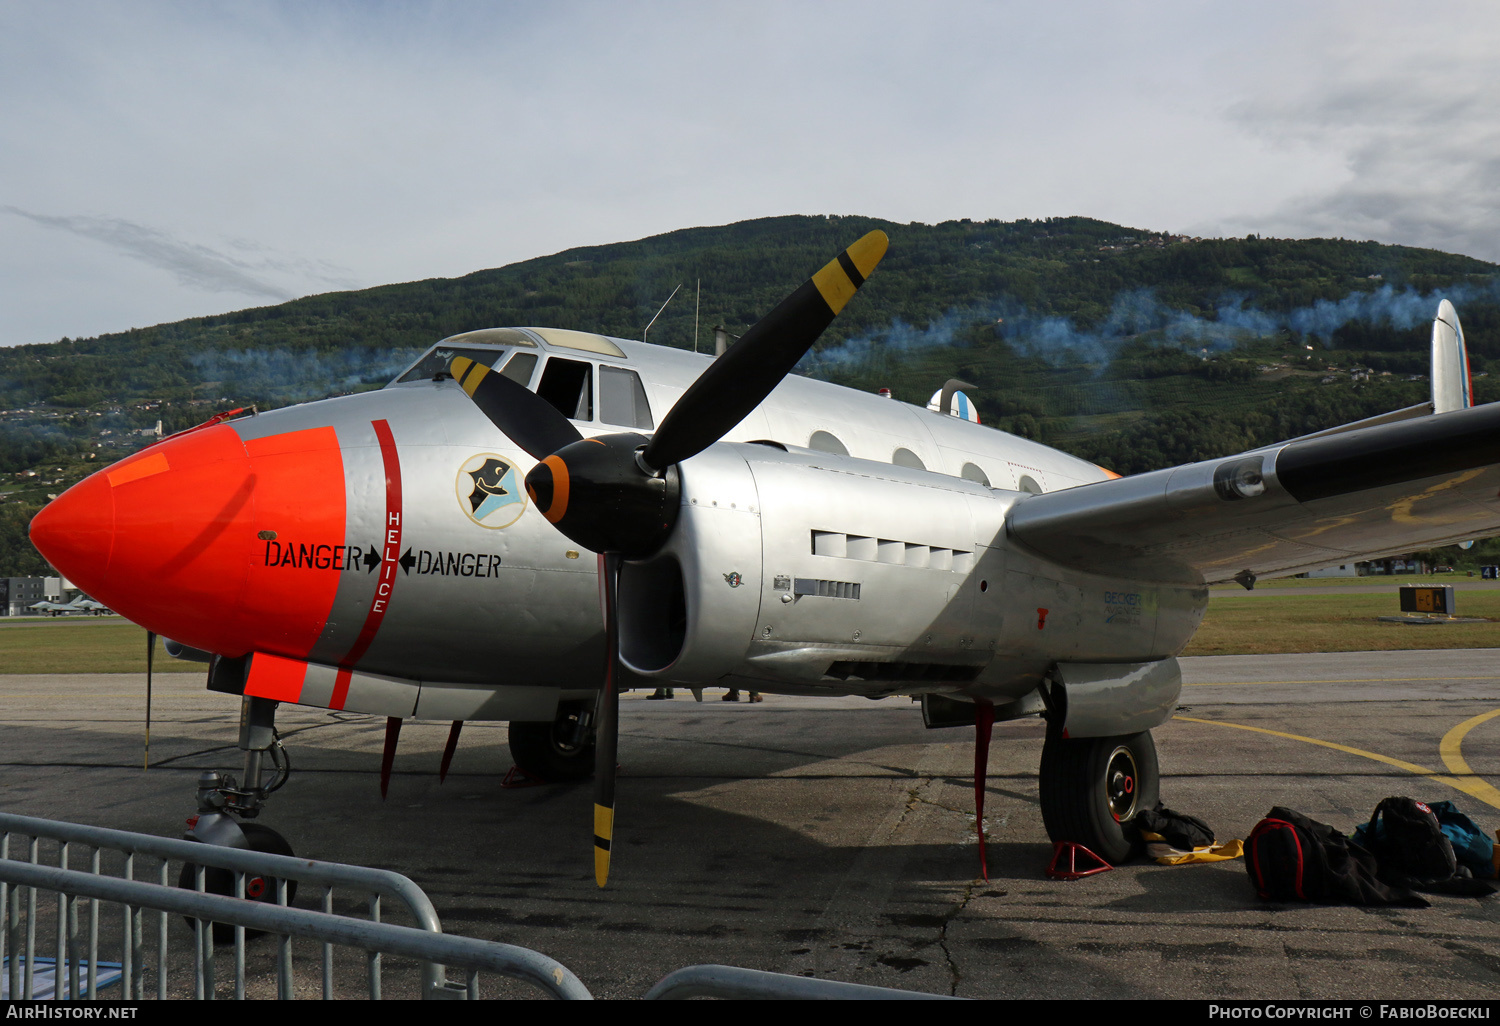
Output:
top-left (181, 696), bottom-right (298, 941)
top-left (190, 696), bottom-right (291, 836)
top-left (1038, 729), bottom-right (1159, 865)
top-left (508, 698), bottom-right (597, 782)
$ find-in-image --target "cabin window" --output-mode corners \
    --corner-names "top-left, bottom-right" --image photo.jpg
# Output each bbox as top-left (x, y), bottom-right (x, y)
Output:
top-left (809, 430), bottom-right (849, 456)
top-left (501, 352), bottom-right (539, 387)
top-left (893, 448), bottom-right (926, 470)
top-left (536, 357), bottom-right (594, 421)
top-left (599, 366), bottom-right (654, 429)
top-left (396, 346), bottom-right (503, 383)
top-left (1017, 474), bottom-right (1044, 494)
top-left (961, 463), bottom-right (990, 487)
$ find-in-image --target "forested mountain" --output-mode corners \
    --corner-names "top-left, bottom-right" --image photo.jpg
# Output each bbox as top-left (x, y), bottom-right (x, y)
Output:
top-left (3, 214), bottom-right (1499, 575)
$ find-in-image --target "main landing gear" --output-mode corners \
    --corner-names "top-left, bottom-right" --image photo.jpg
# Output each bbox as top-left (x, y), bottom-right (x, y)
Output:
top-left (507, 698), bottom-right (598, 782)
top-left (1038, 729), bottom-right (1160, 865)
top-left (181, 695), bottom-right (298, 941)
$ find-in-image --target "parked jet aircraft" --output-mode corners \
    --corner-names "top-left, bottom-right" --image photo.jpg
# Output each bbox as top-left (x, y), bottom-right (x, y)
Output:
top-left (28, 232), bottom-right (1500, 890)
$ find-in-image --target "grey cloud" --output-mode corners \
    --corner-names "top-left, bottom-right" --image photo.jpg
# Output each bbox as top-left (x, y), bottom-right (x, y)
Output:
top-left (1222, 46), bottom-right (1500, 262)
top-left (2, 206), bottom-right (318, 301)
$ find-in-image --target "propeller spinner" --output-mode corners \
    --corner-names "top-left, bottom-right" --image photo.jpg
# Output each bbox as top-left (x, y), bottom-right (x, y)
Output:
top-left (452, 229), bottom-right (888, 885)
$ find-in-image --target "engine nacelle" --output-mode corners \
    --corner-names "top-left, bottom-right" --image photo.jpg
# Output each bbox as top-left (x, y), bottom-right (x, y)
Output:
top-left (620, 442), bottom-right (1015, 688)
top-left (618, 445), bottom-right (764, 681)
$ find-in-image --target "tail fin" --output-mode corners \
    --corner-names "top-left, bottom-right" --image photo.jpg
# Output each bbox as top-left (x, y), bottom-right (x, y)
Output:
top-left (1432, 299), bottom-right (1473, 414)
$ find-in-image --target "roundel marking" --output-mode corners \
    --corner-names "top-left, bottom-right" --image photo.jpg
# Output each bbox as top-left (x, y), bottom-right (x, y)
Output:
top-left (457, 453), bottom-right (527, 529)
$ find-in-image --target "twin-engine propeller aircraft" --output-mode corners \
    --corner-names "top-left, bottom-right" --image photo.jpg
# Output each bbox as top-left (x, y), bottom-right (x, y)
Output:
top-left (28, 231), bottom-right (1500, 889)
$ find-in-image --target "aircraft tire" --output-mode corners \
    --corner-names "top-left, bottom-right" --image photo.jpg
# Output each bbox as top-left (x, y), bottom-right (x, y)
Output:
top-left (508, 700), bottom-right (597, 782)
top-left (1038, 730), bottom-right (1159, 865)
top-left (178, 823), bottom-right (299, 945)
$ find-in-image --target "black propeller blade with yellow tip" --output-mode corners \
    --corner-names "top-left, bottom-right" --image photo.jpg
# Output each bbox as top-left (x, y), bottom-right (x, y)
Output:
top-left (449, 230), bottom-right (888, 885)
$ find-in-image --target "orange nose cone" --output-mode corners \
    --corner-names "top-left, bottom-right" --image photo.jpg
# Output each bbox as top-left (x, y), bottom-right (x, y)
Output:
top-left (31, 427), bottom-right (256, 650)
top-left (29, 469), bottom-right (117, 598)
top-left (30, 422), bottom-right (349, 660)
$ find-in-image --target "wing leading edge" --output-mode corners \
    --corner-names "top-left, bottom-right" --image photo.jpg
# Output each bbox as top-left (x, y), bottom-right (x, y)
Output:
top-left (1007, 399), bottom-right (1500, 586)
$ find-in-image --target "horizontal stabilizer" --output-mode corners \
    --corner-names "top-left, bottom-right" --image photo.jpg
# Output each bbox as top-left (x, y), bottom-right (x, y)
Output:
top-left (1008, 400), bottom-right (1500, 585)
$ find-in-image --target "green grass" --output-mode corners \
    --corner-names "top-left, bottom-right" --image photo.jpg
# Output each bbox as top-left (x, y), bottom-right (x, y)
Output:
top-left (3, 589), bottom-right (1497, 672)
top-left (0, 618), bottom-right (200, 674)
top-left (1185, 591), bottom-right (1500, 656)
top-left (1209, 573), bottom-right (1487, 591)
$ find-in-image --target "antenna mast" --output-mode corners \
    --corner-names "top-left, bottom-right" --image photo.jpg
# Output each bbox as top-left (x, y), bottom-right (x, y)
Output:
top-left (642, 283), bottom-right (682, 346)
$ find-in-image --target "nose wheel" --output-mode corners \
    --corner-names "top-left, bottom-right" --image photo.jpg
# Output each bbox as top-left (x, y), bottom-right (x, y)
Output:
top-left (1039, 730), bottom-right (1159, 864)
top-left (179, 822), bottom-right (298, 945)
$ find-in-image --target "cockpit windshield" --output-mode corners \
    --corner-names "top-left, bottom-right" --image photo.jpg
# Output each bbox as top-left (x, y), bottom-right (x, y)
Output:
top-left (395, 347), bottom-right (504, 384)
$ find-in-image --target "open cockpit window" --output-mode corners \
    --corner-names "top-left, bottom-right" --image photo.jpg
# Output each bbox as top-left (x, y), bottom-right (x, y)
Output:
top-left (536, 357), bottom-right (594, 421)
top-left (396, 346), bottom-right (505, 384)
top-left (599, 366), bottom-right (654, 429)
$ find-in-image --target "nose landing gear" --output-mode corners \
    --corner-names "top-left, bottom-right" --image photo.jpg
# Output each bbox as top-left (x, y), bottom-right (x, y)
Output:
top-left (180, 696), bottom-right (298, 941)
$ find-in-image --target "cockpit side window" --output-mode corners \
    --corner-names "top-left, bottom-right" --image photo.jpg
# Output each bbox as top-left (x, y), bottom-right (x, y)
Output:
top-left (501, 352), bottom-right (539, 387)
top-left (396, 346), bottom-right (505, 383)
top-left (536, 357), bottom-right (594, 421)
top-left (599, 366), bottom-right (654, 429)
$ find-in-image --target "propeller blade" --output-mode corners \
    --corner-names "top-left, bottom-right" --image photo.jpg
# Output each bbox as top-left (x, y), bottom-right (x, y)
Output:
top-left (144, 630), bottom-right (154, 771)
top-left (450, 355), bottom-right (583, 460)
top-left (593, 553), bottom-right (621, 888)
top-left (642, 229), bottom-right (887, 469)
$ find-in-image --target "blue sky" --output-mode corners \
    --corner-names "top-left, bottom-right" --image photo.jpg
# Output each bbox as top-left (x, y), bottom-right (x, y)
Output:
top-left (3, 1), bottom-right (1497, 347)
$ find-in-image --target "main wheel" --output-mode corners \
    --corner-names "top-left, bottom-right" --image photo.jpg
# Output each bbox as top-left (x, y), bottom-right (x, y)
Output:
top-left (508, 700), bottom-right (596, 782)
top-left (179, 822), bottom-right (299, 945)
top-left (1038, 730), bottom-right (1159, 865)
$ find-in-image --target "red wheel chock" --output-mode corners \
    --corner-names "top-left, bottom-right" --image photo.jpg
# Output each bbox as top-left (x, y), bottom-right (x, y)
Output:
top-left (501, 765), bottom-right (549, 789)
top-left (1046, 842), bottom-right (1113, 880)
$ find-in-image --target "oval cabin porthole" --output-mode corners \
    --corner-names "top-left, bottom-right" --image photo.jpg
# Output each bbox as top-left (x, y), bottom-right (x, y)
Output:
top-left (809, 430), bottom-right (849, 456)
top-left (892, 447), bottom-right (926, 470)
top-left (1017, 474), bottom-right (1044, 495)
top-left (961, 462), bottom-right (990, 487)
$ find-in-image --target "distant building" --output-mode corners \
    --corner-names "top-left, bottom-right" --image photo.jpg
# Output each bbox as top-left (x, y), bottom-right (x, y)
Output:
top-left (1302, 555), bottom-right (1433, 578)
top-left (1, 578), bottom-right (45, 616)
top-left (1305, 563), bottom-right (1360, 578)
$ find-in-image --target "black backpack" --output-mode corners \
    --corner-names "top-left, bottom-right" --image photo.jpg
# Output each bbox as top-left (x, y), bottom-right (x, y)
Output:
top-left (1361, 797), bottom-right (1458, 886)
top-left (1245, 807), bottom-right (1427, 908)
top-left (1358, 797), bottom-right (1497, 897)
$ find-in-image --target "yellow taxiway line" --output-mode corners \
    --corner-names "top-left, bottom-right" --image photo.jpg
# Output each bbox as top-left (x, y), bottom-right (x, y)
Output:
top-left (1175, 713), bottom-right (1500, 811)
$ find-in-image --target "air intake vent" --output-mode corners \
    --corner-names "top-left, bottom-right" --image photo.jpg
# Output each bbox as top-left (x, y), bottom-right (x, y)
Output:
top-left (811, 530), bottom-right (971, 571)
top-left (793, 578), bottom-right (860, 599)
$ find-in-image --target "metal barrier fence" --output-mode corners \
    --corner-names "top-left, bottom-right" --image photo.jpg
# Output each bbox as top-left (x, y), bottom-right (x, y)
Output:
top-left (0, 812), bottom-right (589, 999)
top-left (1, 813), bottom-right (957, 1001)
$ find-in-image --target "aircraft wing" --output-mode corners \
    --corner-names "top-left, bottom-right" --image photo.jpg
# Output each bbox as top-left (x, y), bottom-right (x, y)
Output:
top-left (1007, 400), bottom-right (1500, 585)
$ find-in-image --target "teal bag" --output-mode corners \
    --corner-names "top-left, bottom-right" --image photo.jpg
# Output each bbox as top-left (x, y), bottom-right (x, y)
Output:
top-left (1354, 799), bottom-right (1495, 879)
